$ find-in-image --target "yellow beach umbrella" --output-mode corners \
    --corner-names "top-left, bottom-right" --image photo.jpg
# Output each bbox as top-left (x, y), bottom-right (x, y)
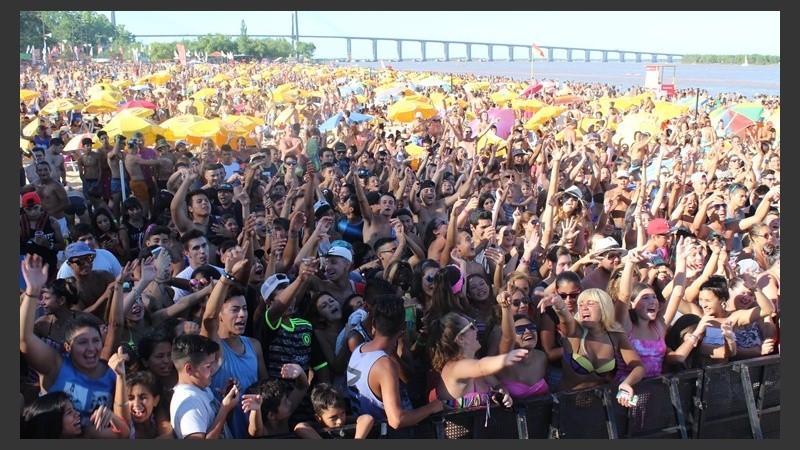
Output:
top-left (222, 115), bottom-right (260, 131)
top-left (210, 73), bottom-right (233, 84)
top-left (88, 90), bottom-right (122, 103)
top-left (192, 87), bottom-right (218, 100)
top-left (523, 106), bottom-right (567, 130)
top-left (112, 79), bottom-right (132, 89)
top-left (41, 98), bottom-right (85, 115)
top-left (101, 115), bottom-right (165, 146)
top-left (117, 106), bottom-right (156, 119)
top-left (651, 101), bottom-right (686, 123)
top-left (613, 113), bottom-right (660, 146)
top-left (476, 132), bottom-right (508, 157)
top-left (463, 81), bottom-right (491, 92)
top-left (20, 89), bottom-right (39, 102)
top-left (87, 82), bottom-right (122, 98)
top-left (490, 90), bottom-right (519, 105)
top-left (148, 71), bottom-right (173, 86)
top-left (185, 119), bottom-right (247, 147)
top-left (511, 98), bottom-right (544, 113)
top-left (22, 117), bottom-right (40, 137)
top-left (63, 133), bottom-right (101, 152)
top-left (84, 99), bottom-right (119, 114)
top-left (273, 107), bottom-right (300, 126)
top-left (21, 137), bottom-right (33, 151)
top-left (387, 99), bottom-right (437, 123)
top-left (159, 114), bottom-right (206, 141)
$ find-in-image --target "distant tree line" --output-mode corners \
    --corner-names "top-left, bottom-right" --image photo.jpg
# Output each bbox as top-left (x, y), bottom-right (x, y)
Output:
top-left (681, 54), bottom-right (780, 65)
top-left (20, 11), bottom-right (314, 61)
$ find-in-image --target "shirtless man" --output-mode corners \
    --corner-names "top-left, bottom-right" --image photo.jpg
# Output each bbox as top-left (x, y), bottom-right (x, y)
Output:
top-left (106, 134), bottom-right (126, 218)
top-left (154, 138), bottom-right (177, 190)
top-left (117, 136), bottom-right (164, 219)
top-left (170, 170), bottom-right (227, 259)
top-left (21, 161), bottom-right (71, 239)
top-left (350, 163), bottom-right (397, 248)
top-left (408, 167), bottom-right (475, 236)
top-left (409, 112), bottom-right (428, 146)
top-left (278, 122), bottom-right (304, 161)
top-left (44, 137), bottom-right (68, 187)
top-left (76, 137), bottom-right (104, 199)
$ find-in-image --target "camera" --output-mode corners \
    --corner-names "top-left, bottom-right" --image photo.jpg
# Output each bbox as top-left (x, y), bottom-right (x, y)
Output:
top-left (127, 138), bottom-right (138, 149)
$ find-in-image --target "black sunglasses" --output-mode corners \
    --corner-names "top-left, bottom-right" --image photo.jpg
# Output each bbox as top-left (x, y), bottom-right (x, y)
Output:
top-left (514, 323), bottom-right (537, 335)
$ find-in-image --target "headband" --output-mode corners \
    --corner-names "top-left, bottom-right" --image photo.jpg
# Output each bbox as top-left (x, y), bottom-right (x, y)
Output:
top-left (450, 264), bottom-right (465, 295)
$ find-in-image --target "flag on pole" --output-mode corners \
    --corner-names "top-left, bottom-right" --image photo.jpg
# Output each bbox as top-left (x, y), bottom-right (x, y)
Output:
top-left (532, 42), bottom-right (545, 58)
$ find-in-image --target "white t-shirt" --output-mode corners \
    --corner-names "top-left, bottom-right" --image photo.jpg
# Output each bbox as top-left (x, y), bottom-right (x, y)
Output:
top-left (172, 264), bottom-right (225, 303)
top-left (170, 383), bottom-right (231, 439)
top-left (57, 248), bottom-right (122, 278)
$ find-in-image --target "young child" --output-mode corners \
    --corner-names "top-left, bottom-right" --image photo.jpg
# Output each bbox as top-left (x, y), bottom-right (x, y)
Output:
top-left (294, 383), bottom-right (375, 439)
top-left (241, 363), bottom-right (310, 437)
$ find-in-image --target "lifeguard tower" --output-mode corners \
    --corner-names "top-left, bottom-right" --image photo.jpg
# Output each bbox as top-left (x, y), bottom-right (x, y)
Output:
top-left (644, 64), bottom-right (676, 100)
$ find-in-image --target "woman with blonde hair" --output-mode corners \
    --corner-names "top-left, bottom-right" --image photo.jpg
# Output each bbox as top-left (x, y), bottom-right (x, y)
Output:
top-left (537, 289), bottom-right (644, 406)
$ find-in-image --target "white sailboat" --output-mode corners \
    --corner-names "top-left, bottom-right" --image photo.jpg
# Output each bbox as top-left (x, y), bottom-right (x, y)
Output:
top-left (742, 55), bottom-right (749, 66)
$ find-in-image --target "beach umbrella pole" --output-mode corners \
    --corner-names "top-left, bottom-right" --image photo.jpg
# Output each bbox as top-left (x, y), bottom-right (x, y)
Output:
top-left (694, 88), bottom-right (700, 117)
top-left (120, 159), bottom-right (127, 202)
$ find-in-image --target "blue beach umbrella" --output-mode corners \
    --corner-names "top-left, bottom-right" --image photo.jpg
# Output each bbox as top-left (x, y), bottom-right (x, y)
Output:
top-left (318, 111), bottom-right (374, 133)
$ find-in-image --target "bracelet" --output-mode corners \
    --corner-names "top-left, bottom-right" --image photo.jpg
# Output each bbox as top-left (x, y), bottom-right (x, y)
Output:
top-left (222, 271), bottom-right (235, 281)
top-left (685, 333), bottom-right (700, 348)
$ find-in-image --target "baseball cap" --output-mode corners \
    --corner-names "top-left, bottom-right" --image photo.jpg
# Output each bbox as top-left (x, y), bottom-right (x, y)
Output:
top-left (323, 246), bottom-right (353, 262)
top-left (512, 148), bottom-right (526, 157)
top-left (65, 242), bottom-right (96, 260)
top-left (419, 180), bottom-right (436, 191)
top-left (21, 192), bottom-right (41, 207)
top-left (365, 191), bottom-right (382, 206)
top-left (690, 171), bottom-right (707, 185)
top-left (646, 218), bottom-right (671, 236)
top-left (216, 183), bottom-right (233, 192)
top-left (176, 140), bottom-right (188, 147)
top-left (260, 273), bottom-right (291, 300)
top-left (155, 138), bottom-right (169, 149)
top-left (615, 169), bottom-right (630, 179)
top-left (314, 199), bottom-right (332, 218)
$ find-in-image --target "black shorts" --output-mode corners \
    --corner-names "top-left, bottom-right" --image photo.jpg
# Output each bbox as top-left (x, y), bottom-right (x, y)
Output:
top-left (65, 196), bottom-right (87, 216)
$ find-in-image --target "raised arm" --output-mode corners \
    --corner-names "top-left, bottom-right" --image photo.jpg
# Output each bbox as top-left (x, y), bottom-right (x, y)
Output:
top-left (170, 169), bottom-right (197, 234)
top-left (20, 254), bottom-right (61, 382)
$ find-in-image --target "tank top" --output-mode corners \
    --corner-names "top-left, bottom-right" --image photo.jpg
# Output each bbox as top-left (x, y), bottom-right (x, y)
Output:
top-left (210, 337), bottom-right (259, 439)
top-left (336, 216), bottom-right (364, 245)
top-left (615, 330), bottom-right (667, 383)
top-left (347, 343), bottom-right (388, 420)
top-left (47, 355), bottom-right (117, 427)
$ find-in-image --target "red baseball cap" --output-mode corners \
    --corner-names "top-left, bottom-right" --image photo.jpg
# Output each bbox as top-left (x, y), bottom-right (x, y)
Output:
top-left (646, 218), bottom-right (670, 236)
top-left (21, 192), bottom-right (41, 207)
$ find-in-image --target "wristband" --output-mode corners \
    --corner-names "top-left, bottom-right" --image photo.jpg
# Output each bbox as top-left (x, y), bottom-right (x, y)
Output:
top-left (222, 271), bottom-right (235, 281)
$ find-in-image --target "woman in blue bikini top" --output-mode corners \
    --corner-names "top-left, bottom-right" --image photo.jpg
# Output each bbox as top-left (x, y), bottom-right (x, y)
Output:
top-left (538, 288), bottom-right (644, 408)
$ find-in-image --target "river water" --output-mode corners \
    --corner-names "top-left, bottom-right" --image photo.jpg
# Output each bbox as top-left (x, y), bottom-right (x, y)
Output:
top-left (338, 60), bottom-right (780, 99)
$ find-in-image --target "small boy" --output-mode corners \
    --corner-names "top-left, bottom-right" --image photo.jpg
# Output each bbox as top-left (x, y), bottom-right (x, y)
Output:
top-left (294, 383), bottom-right (375, 439)
top-left (241, 363), bottom-right (310, 437)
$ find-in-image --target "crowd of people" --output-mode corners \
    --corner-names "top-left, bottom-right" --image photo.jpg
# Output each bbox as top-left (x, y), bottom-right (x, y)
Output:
top-left (19, 57), bottom-right (780, 439)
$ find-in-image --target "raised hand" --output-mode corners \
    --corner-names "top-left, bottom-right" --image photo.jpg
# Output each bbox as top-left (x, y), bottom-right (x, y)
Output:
top-left (21, 253), bottom-right (48, 291)
top-left (108, 346), bottom-right (129, 377)
top-left (281, 363), bottom-right (305, 380)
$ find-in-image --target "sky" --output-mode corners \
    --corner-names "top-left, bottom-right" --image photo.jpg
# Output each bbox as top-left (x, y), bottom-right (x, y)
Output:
top-left (97, 11), bottom-right (780, 60)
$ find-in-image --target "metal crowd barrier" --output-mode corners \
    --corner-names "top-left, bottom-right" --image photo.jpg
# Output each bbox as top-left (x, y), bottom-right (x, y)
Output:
top-left (263, 355), bottom-right (779, 439)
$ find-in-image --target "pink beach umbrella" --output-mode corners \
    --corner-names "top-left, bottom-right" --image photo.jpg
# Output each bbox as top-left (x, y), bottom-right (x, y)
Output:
top-left (469, 108), bottom-right (516, 139)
